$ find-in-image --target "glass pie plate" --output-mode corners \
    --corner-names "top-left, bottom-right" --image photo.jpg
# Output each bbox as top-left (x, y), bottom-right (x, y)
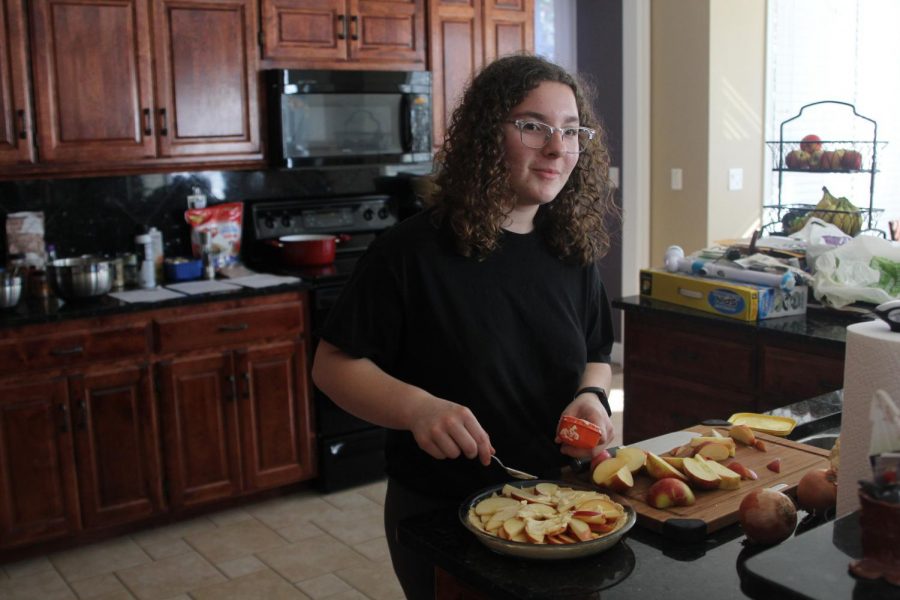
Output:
top-left (458, 479), bottom-right (636, 560)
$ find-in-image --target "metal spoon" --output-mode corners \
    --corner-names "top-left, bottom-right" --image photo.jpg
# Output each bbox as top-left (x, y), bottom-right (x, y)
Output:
top-left (491, 455), bottom-right (538, 480)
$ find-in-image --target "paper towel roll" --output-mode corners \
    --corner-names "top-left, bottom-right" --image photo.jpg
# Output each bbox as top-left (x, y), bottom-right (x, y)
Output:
top-left (836, 319), bottom-right (900, 517)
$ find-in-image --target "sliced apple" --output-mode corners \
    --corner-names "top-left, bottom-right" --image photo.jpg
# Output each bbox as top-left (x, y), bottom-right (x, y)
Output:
top-left (710, 428), bottom-right (725, 438)
top-left (726, 460), bottom-right (759, 481)
top-left (524, 519), bottom-right (546, 544)
top-left (517, 503), bottom-right (556, 519)
top-left (598, 465), bottom-right (634, 494)
top-left (615, 446), bottom-right (647, 473)
top-left (485, 505), bottom-right (520, 531)
top-left (704, 459), bottom-right (741, 490)
top-left (668, 444), bottom-right (695, 458)
top-left (591, 456), bottom-right (628, 486)
top-left (694, 441), bottom-right (732, 461)
top-left (729, 424), bottom-right (757, 446)
top-left (474, 495), bottom-right (520, 516)
top-left (567, 517), bottom-right (594, 542)
top-left (646, 477), bottom-right (696, 508)
top-left (571, 510), bottom-right (606, 525)
top-left (766, 458), bottom-right (782, 473)
top-left (576, 497), bottom-right (625, 520)
top-left (645, 451), bottom-right (689, 482)
top-left (589, 520), bottom-right (618, 533)
top-left (753, 439), bottom-right (768, 452)
top-left (682, 456), bottom-right (721, 490)
top-left (535, 482), bottom-right (559, 497)
top-left (662, 456), bottom-right (686, 471)
top-left (501, 517), bottom-right (526, 539)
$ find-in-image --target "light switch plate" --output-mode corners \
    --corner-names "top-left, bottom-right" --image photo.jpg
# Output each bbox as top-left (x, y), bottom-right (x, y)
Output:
top-left (728, 168), bottom-right (743, 191)
top-left (671, 168), bottom-right (683, 190)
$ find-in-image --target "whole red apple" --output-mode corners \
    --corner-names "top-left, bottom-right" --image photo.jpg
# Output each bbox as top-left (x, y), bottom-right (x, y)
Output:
top-left (800, 134), bottom-right (822, 153)
top-left (842, 149), bottom-right (862, 170)
top-left (784, 149), bottom-right (810, 170)
top-left (738, 488), bottom-right (797, 545)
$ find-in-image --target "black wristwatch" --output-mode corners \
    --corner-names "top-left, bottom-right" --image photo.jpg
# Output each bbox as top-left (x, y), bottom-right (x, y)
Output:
top-left (574, 387), bottom-right (612, 417)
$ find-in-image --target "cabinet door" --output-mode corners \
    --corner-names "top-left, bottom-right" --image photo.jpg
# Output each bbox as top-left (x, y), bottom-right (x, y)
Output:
top-left (482, 0), bottom-right (533, 62)
top-left (71, 364), bottom-right (164, 529)
top-left (350, 0), bottom-right (425, 66)
top-left (0, 0), bottom-right (35, 165)
top-left (0, 377), bottom-right (80, 548)
top-left (29, 0), bottom-right (157, 163)
top-left (158, 353), bottom-right (242, 510)
top-left (428, 0), bottom-right (482, 149)
top-left (261, 0), bottom-right (348, 62)
top-left (236, 340), bottom-right (316, 490)
top-left (759, 343), bottom-right (844, 411)
top-left (151, 0), bottom-right (260, 158)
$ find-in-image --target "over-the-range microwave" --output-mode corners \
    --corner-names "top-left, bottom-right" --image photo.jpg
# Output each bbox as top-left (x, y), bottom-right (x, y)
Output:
top-left (266, 69), bottom-right (432, 168)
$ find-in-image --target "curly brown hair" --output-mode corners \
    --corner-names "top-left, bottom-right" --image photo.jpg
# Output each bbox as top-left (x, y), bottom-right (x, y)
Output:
top-left (429, 54), bottom-right (619, 264)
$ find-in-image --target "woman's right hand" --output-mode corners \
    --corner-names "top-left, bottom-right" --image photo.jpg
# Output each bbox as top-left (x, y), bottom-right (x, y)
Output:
top-left (408, 397), bottom-right (494, 466)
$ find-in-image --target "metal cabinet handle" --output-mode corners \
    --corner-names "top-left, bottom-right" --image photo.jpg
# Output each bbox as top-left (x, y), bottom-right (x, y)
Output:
top-left (351, 15), bottom-right (358, 40)
top-left (51, 345), bottom-right (84, 356)
top-left (337, 14), bottom-right (346, 40)
top-left (16, 110), bottom-right (26, 139)
top-left (218, 323), bottom-right (249, 332)
top-left (142, 108), bottom-right (152, 135)
top-left (59, 404), bottom-right (70, 433)
top-left (159, 108), bottom-right (168, 136)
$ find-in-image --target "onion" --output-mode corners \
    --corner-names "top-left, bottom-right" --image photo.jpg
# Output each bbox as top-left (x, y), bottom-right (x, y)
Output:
top-left (738, 488), bottom-right (797, 545)
top-left (796, 467), bottom-right (837, 513)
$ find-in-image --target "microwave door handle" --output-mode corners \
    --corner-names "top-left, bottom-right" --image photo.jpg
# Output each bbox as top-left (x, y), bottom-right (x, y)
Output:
top-left (400, 95), bottom-right (413, 152)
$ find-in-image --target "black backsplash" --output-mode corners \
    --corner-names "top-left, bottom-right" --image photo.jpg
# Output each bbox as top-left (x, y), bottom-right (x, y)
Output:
top-left (0, 165), bottom-right (424, 263)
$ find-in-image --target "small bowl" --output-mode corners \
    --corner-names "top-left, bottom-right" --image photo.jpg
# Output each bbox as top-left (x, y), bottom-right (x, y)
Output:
top-left (557, 415), bottom-right (603, 448)
top-left (1, 273), bottom-right (23, 308)
top-left (164, 257), bottom-right (202, 282)
top-left (48, 257), bottom-right (112, 299)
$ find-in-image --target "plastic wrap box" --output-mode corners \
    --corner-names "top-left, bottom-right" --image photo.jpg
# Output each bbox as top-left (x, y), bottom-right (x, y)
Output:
top-left (639, 269), bottom-right (808, 321)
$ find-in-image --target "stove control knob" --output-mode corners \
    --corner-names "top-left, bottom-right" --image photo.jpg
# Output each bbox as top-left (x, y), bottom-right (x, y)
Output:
top-left (377, 208), bottom-right (389, 220)
top-left (281, 214), bottom-right (292, 228)
top-left (264, 216), bottom-right (275, 229)
top-left (363, 209), bottom-right (374, 221)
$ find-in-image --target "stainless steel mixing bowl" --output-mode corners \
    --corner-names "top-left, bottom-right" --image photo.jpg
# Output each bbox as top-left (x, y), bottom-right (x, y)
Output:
top-left (48, 257), bottom-right (112, 299)
top-left (0, 272), bottom-right (23, 308)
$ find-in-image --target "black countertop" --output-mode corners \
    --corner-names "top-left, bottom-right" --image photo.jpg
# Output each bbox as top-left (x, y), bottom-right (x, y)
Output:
top-left (613, 295), bottom-right (873, 348)
top-left (0, 280), bottom-right (311, 330)
top-left (397, 394), bottom-right (860, 600)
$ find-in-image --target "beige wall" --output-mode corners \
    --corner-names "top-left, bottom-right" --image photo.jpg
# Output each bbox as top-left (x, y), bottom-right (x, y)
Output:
top-left (650, 0), bottom-right (767, 265)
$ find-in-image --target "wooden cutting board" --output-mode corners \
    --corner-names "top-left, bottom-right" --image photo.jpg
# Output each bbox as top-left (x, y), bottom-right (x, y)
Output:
top-left (608, 425), bottom-right (831, 540)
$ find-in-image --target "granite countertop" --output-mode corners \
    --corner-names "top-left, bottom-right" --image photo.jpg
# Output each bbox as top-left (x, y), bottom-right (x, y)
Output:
top-left (614, 295), bottom-right (873, 347)
top-left (0, 279), bottom-right (311, 330)
top-left (397, 394), bottom-right (854, 600)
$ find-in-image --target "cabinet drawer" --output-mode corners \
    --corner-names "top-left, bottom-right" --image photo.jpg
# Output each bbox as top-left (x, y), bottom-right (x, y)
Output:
top-left (154, 301), bottom-right (303, 354)
top-left (0, 323), bottom-right (151, 376)
top-left (625, 321), bottom-right (755, 390)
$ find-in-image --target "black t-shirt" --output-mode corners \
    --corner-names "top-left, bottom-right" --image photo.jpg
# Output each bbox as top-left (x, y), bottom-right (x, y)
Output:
top-left (320, 209), bottom-right (614, 501)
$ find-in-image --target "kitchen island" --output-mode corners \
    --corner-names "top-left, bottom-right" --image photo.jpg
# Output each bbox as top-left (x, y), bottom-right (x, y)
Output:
top-left (613, 295), bottom-right (868, 443)
top-left (395, 393), bottom-right (900, 599)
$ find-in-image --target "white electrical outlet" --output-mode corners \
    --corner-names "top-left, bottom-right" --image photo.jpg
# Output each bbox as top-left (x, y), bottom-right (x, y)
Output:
top-left (609, 166), bottom-right (620, 188)
top-left (728, 168), bottom-right (743, 191)
top-left (670, 168), bottom-right (683, 191)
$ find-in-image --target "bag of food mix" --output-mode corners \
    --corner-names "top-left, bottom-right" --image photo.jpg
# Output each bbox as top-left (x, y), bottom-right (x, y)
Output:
top-left (184, 203), bottom-right (243, 266)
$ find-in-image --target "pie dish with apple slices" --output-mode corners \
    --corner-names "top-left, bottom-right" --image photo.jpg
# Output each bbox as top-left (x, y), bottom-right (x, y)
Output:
top-left (459, 480), bottom-right (636, 560)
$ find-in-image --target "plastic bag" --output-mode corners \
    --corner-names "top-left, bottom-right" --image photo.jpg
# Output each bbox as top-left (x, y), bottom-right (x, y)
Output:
top-left (184, 202), bottom-right (243, 266)
top-left (813, 235), bottom-right (900, 307)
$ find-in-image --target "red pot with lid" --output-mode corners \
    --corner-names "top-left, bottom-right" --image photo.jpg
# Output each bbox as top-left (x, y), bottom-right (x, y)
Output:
top-left (267, 234), bottom-right (349, 267)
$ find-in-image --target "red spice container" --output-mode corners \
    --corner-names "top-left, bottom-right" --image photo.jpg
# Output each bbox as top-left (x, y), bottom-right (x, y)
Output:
top-left (557, 415), bottom-right (602, 448)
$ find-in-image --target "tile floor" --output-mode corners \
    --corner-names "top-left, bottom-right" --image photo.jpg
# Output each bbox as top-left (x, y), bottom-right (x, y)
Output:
top-left (0, 369), bottom-right (623, 600)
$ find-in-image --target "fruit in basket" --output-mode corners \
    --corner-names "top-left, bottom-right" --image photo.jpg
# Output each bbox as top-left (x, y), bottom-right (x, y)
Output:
top-left (790, 186), bottom-right (863, 236)
top-left (807, 149), bottom-right (825, 170)
top-left (818, 150), bottom-right (834, 172)
top-left (842, 149), bottom-right (863, 170)
top-left (800, 134), bottom-right (822, 153)
top-left (785, 149), bottom-right (810, 170)
top-left (830, 148), bottom-right (847, 170)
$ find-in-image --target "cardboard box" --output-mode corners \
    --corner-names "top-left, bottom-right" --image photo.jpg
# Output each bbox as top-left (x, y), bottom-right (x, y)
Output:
top-left (639, 269), bottom-right (807, 321)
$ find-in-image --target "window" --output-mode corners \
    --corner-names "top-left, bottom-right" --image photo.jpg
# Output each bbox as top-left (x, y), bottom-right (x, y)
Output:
top-left (766, 0), bottom-right (899, 235)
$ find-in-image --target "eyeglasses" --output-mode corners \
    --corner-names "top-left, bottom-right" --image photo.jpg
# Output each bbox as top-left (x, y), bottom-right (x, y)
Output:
top-left (507, 119), bottom-right (596, 154)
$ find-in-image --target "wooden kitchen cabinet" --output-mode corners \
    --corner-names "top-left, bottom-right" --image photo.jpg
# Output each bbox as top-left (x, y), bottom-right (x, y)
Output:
top-left (0, 0), bottom-right (36, 166)
top-left (0, 318), bottom-right (163, 550)
top-left (619, 305), bottom-right (847, 444)
top-left (427, 0), bottom-right (533, 147)
top-left (261, 0), bottom-right (426, 69)
top-left (155, 295), bottom-right (316, 511)
top-left (21, 0), bottom-right (260, 172)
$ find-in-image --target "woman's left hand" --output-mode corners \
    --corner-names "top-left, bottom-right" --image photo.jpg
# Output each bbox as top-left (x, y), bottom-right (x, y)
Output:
top-left (555, 395), bottom-right (615, 459)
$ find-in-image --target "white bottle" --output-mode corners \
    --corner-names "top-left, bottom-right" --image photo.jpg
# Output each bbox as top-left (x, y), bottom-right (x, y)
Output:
top-left (148, 227), bottom-right (164, 282)
top-left (136, 234), bottom-right (156, 289)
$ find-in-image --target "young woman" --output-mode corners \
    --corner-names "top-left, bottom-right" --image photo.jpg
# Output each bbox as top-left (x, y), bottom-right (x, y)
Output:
top-left (312, 54), bottom-right (619, 599)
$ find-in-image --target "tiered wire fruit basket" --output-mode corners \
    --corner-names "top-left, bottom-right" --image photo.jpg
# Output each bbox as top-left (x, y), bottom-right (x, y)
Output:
top-left (763, 100), bottom-right (887, 237)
